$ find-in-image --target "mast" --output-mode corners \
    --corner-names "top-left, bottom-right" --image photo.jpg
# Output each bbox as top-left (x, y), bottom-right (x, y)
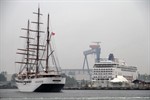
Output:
top-left (16, 20), bottom-right (34, 77)
top-left (45, 14), bottom-right (59, 74)
top-left (31, 7), bottom-right (44, 77)
top-left (45, 15), bottom-right (59, 74)
top-left (16, 7), bottom-right (45, 78)
top-left (26, 20), bottom-right (30, 76)
top-left (46, 14), bottom-right (50, 73)
top-left (36, 7), bottom-right (40, 76)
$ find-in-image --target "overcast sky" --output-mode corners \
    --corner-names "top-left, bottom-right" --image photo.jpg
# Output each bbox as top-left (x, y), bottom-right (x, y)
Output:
top-left (0, 0), bottom-right (149, 74)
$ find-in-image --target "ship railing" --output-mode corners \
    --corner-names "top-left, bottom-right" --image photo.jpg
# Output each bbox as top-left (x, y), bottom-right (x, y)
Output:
top-left (100, 58), bottom-right (120, 62)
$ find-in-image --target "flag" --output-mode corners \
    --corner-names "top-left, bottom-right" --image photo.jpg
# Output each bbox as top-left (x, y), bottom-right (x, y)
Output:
top-left (51, 32), bottom-right (55, 35)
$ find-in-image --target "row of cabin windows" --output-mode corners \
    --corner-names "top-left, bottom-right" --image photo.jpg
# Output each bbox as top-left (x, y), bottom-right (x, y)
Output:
top-left (94, 73), bottom-right (113, 75)
top-left (92, 78), bottom-right (109, 80)
top-left (121, 69), bottom-right (136, 72)
top-left (93, 76), bottom-right (113, 78)
top-left (94, 70), bottom-right (113, 73)
top-left (92, 76), bottom-right (113, 80)
top-left (95, 64), bottom-right (116, 67)
top-left (93, 76), bottom-right (112, 78)
top-left (94, 68), bottom-right (113, 70)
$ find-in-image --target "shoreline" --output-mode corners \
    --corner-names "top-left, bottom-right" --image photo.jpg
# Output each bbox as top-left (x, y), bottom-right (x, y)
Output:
top-left (63, 87), bottom-right (150, 90)
top-left (1, 87), bottom-right (149, 90)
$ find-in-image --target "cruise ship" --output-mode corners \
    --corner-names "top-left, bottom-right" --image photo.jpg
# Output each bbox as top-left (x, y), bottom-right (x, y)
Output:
top-left (83, 43), bottom-right (137, 88)
top-left (92, 54), bottom-right (137, 87)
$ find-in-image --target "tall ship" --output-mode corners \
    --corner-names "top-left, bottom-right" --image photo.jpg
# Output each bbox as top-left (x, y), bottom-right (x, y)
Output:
top-left (15, 7), bottom-right (66, 92)
top-left (83, 42), bottom-right (137, 88)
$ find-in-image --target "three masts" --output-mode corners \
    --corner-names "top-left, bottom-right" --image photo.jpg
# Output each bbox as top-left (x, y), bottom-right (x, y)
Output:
top-left (15, 7), bottom-right (66, 92)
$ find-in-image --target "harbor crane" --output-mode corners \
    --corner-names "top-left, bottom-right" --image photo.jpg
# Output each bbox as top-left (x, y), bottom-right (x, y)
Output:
top-left (82, 42), bottom-right (101, 80)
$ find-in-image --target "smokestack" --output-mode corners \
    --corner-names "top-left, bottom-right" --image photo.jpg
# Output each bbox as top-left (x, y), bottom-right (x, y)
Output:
top-left (108, 53), bottom-right (114, 61)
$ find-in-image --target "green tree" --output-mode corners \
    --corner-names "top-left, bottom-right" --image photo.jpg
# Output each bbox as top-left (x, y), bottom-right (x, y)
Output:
top-left (0, 73), bottom-right (7, 81)
top-left (11, 73), bottom-right (17, 82)
top-left (64, 75), bottom-right (78, 87)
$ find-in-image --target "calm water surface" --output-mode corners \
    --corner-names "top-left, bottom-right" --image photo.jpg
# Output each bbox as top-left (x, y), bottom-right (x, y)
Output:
top-left (0, 89), bottom-right (150, 100)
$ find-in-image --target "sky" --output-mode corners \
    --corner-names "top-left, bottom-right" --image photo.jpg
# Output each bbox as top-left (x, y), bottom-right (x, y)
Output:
top-left (0, 0), bottom-right (149, 74)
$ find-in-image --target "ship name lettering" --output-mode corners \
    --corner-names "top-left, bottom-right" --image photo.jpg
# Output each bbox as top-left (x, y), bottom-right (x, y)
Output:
top-left (35, 80), bottom-right (43, 83)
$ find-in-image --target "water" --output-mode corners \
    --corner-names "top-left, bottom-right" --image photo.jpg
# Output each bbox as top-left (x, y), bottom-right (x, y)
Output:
top-left (0, 89), bottom-right (150, 100)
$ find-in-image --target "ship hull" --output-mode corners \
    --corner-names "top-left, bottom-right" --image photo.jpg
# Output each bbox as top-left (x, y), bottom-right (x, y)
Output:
top-left (16, 77), bottom-right (66, 92)
top-left (34, 84), bottom-right (64, 92)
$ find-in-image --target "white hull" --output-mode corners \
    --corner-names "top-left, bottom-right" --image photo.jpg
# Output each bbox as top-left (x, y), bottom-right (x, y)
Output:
top-left (16, 77), bottom-right (66, 92)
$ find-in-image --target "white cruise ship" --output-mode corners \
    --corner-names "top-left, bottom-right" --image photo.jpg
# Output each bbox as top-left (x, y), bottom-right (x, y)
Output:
top-left (92, 54), bottom-right (137, 87)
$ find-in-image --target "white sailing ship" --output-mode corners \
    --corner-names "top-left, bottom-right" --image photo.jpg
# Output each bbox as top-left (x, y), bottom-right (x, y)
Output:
top-left (15, 7), bottom-right (66, 92)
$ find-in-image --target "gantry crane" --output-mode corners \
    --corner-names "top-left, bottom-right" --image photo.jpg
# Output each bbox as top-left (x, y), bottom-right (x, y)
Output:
top-left (82, 42), bottom-right (101, 80)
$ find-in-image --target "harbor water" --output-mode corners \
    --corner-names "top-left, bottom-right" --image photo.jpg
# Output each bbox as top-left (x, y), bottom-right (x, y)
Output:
top-left (0, 89), bottom-right (150, 100)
